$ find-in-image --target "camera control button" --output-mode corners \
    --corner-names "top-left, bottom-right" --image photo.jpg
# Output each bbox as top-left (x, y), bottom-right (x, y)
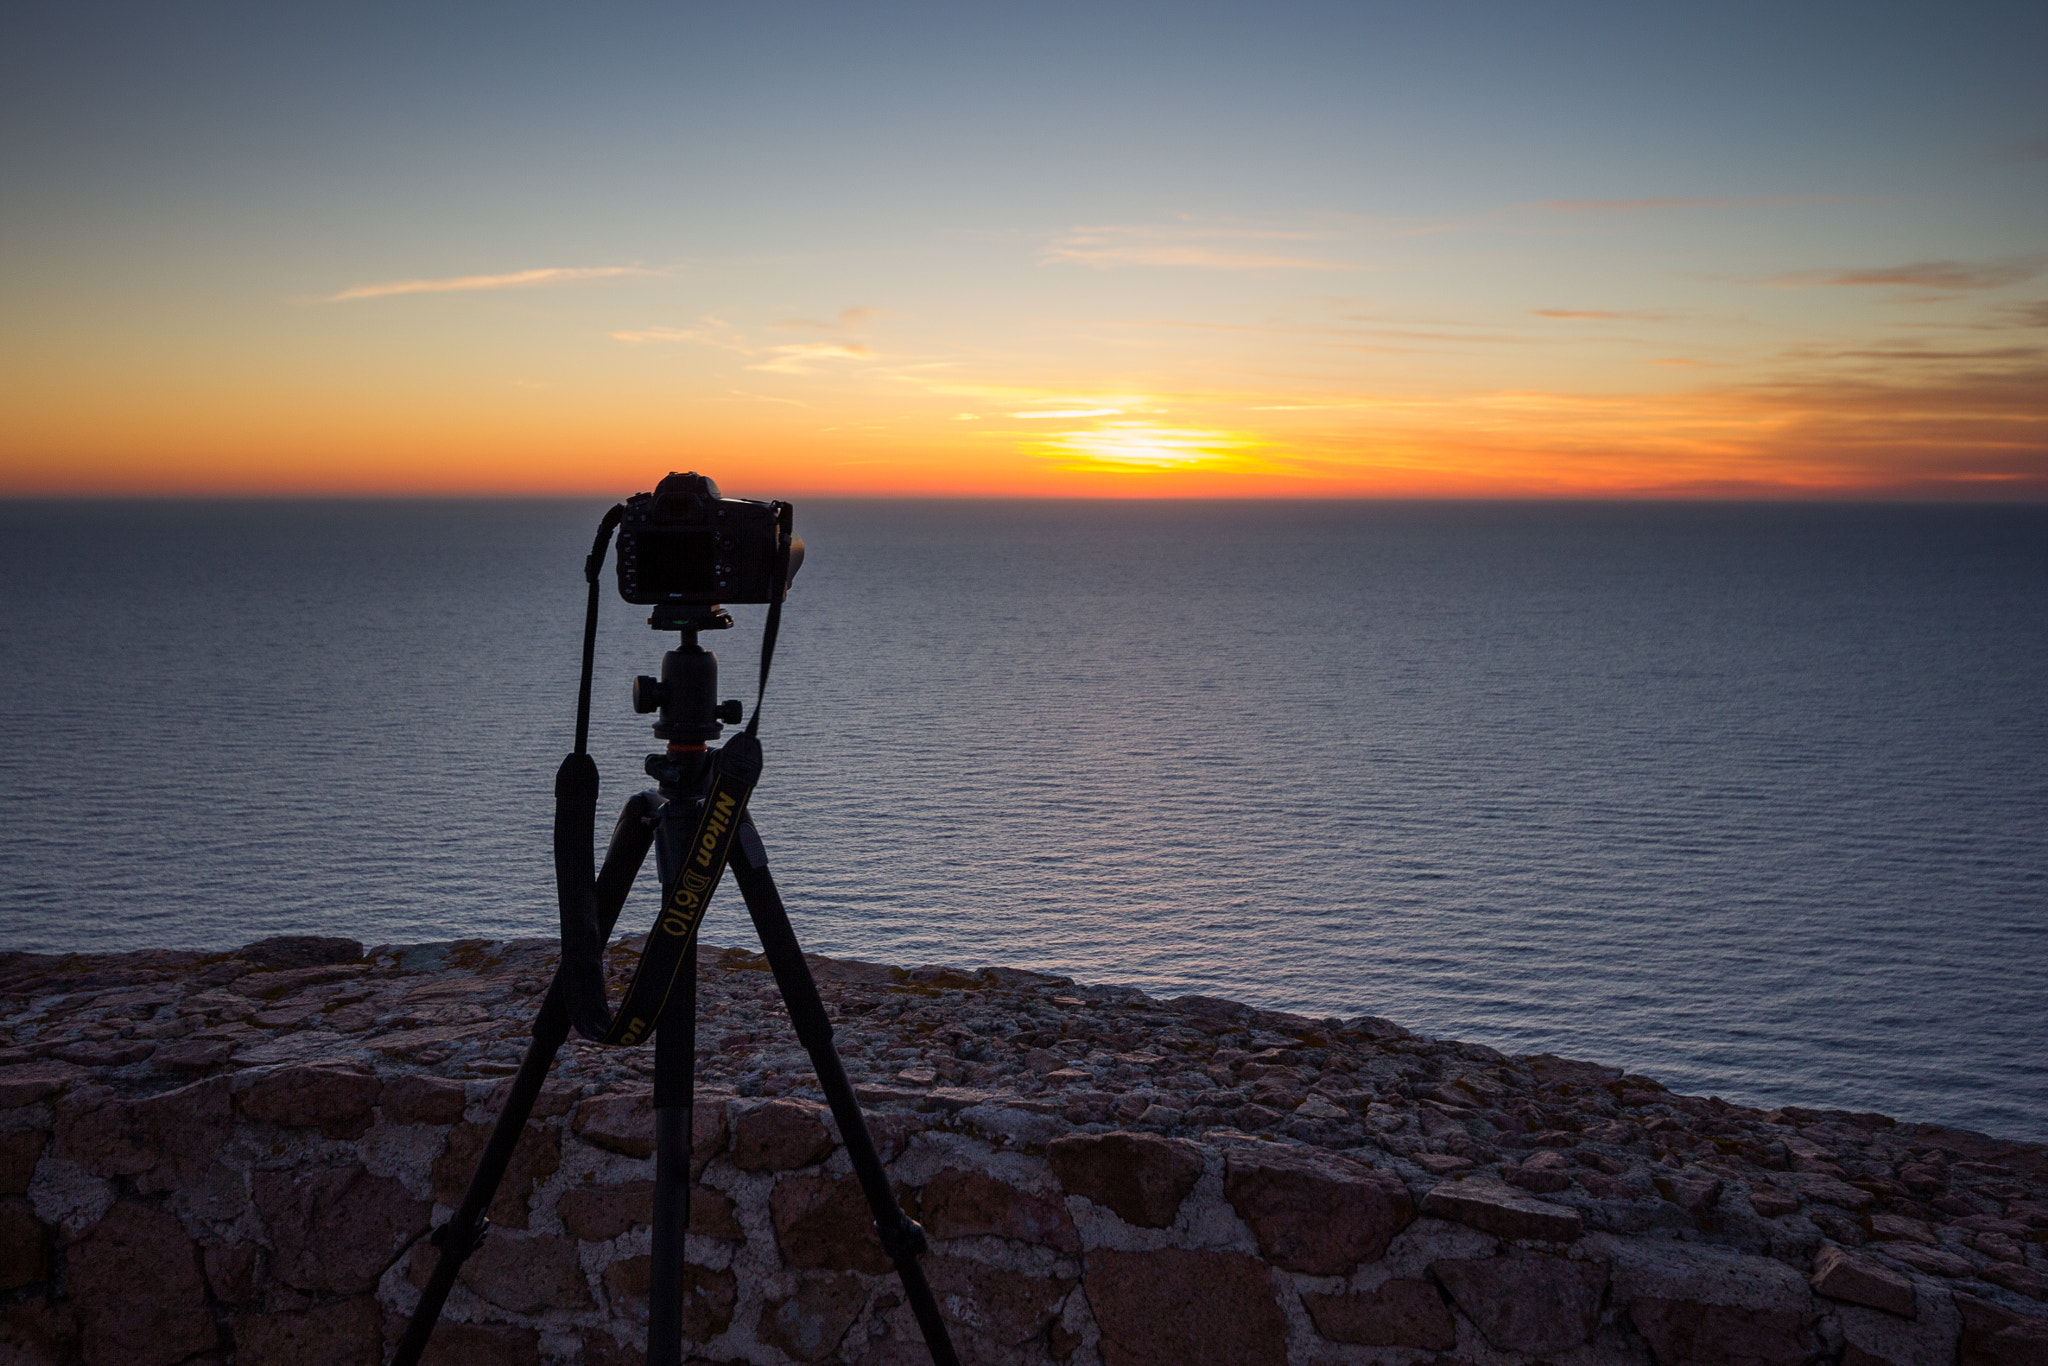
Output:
top-left (631, 676), bottom-right (666, 713)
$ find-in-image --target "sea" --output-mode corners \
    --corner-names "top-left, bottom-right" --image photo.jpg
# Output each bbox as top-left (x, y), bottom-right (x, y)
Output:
top-left (1, 499), bottom-right (2043, 1140)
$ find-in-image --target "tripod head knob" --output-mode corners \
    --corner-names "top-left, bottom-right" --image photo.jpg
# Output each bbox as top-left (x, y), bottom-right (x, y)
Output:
top-left (635, 677), bottom-right (733, 721)
top-left (643, 641), bottom-right (728, 745)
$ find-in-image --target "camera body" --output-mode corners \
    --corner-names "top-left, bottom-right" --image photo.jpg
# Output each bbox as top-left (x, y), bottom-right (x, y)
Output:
top-left (614, 472), bottom-right (802, 609)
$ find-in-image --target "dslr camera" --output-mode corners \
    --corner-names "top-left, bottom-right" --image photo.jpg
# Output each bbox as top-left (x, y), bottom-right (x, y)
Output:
top-left (614, 472), bottom-right (804, 616)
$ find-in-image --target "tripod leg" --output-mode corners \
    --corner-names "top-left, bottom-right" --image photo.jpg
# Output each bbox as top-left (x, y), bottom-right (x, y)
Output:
top-left (596, 792), bottom-right (664, 941)
top-left (728, 819), bottom-right (961, 1366)
top-left (393, 996), bottom-right (570, 1366)
top-left (647, 802), bottom-right (699, 1366)
top-left (393, 795), bottom-right (661, 1366)
top-left (647, 944), bottom-right (696, 1366)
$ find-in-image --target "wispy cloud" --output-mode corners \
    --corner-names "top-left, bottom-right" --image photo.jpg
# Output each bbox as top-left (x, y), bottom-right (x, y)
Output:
top-left (610, 317), bottom-right (881, 374)
top-left (1785, 343), bottom-right (2044, 364)
top-left (1768, 260), bottom-right (2041, 292)
top-left (1044, 220), bottom-right (1350, 271)
top-left (325, 266), bottom-right (647, 302)
top-left (725, 389), bottom-right (813, 408)
top-left (749, 342), bottom-right (874, 375)
top-left (1009, 408), bottom-right (1124, 419)
top-left (1541, 196), bottom-right (1743, 212)
top-left (1243, 361), bottom-right (2047, 496)
top-left (611, 324), bottom-right (729, 346)
top-left (1532, 308), bottom-right (1669, 321)
top-left (2010, 140), bottom-right (2048, 164)
top-left (1536, 195), bottom-right (1859, 213)
top-left (1720, 365), bottom-right (2048, 492)
top-left (770, 307), bottom-right (884, 331)
top-left (1057, 246), bottom-right (1344, 270)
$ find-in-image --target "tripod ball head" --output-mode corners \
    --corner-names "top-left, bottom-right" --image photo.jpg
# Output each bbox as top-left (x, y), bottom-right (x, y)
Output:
top-left (633, 639), bottom-right (742, 745)
top-left (633, 675), bottom-right (742, 725)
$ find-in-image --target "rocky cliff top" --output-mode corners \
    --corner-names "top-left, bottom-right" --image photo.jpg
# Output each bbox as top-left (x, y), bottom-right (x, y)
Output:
top-left (1, 933), bottom-right (2044, 1364)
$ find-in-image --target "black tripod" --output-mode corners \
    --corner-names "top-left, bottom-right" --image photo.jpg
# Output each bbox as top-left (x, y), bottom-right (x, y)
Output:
top-left (394, 542), bottom-right (957, 1364)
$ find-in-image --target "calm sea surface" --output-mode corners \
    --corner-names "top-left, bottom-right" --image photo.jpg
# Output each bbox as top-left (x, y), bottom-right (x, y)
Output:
top-left (2, 500), bottom-right (2043, 1138)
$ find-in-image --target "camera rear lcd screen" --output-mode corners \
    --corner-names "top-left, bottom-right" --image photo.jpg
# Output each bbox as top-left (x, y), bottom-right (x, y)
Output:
top-left (637, 527), bottom-right (719, 597)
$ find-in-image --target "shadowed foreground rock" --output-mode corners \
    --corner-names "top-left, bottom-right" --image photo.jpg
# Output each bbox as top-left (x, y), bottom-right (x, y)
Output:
top-left (1, 934), bottom-right (2044, 1364)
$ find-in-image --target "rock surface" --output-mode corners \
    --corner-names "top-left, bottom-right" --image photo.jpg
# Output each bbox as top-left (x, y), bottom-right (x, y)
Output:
top-left (1, 934), bottom-right (2044, 1364)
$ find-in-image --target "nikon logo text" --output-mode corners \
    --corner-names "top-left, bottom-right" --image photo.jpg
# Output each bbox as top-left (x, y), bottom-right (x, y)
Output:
top-left (694, 790), bottom-right (739, 869)
top-left (660, 870), bottom-right (712, 937)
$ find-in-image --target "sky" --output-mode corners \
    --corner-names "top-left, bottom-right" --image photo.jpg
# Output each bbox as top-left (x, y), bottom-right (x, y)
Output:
top-left (2, 1), bottom-right (2044, 498)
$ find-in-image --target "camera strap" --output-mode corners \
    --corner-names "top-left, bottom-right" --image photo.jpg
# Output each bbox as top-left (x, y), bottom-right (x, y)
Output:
top-left (553, 504), bottom-right (629, 1040)
top-left (595, 731), bottom-right (759, 1045)
top-left (553, 501), bottom-right (796, 1046)
top-left (575, 505), bottom-right (628, 757)
top-left (745, 501), bottom-right (794, 739)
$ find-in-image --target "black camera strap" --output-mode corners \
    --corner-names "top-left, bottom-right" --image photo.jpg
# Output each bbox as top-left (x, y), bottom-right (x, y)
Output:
top-left (555, 502), bottom-right (796, 1046)
top-left (745, 501), bottom-right (794, 739)
top-left (596, 731), bottom-right (758, 1044)
top-left (553, 504), bottom-right (628, 1040)
top-left (575, 504), bottom-right (628, 757)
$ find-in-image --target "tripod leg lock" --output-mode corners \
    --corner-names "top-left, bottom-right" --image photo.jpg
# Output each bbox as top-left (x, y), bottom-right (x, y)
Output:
top-left (875, 1215), bottom-right (930, 1264)
top-left (428, 1212), bottom-right (491, 1260)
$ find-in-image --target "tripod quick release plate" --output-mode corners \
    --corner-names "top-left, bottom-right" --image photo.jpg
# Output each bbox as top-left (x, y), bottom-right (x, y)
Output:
top-left (649, 603), bottom-right (734, 633)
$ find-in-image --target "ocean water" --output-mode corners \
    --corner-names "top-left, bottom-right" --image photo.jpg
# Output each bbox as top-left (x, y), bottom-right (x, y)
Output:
top-left (1, 499), bottom-right (2043, 1139)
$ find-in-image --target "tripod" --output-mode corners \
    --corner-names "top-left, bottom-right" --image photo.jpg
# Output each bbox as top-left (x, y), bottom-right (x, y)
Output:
top-left (395, 593), bottom-right (958, 1364)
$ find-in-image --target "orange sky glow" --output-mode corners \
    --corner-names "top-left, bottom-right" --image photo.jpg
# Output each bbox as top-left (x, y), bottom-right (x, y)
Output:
top-left (4, 8), bottom-right (2043, 501)
top-left (8, 343), bottom-right (2041, 500)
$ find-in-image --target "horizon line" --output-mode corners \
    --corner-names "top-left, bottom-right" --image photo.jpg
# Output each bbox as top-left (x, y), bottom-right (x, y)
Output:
top-left (4, 490), bottom-right (2045, 505)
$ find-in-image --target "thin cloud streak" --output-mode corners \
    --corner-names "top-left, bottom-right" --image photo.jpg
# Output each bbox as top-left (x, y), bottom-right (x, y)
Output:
top-left (1045, 243), bottom-right (1350, 271)
top-left (326, 266), bottom-right (649, 302)
top-left (749, 342), bottom-right (874, 375)
top-left (1769, 260), bottom-right (2040, 291)
top-left (1044, 220), bottom-right (1352, 271)
top-left (1333, 365), bottom-right (2046, 495)
top-left (1791, 345), bottom-right (2044, 363)
top-left (1532, 308), bottom-right (1670, 321)
top-left (1010, 408), bottom-right (1124, 419)
top-left (611, 325), bottom-right (720, 345)
top-left (1536, 194), bottom-right (1864, 212)
top-left (769, 307), bottom-right (884, 331)
top-left (610, 320), bottom-right (881, 374)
